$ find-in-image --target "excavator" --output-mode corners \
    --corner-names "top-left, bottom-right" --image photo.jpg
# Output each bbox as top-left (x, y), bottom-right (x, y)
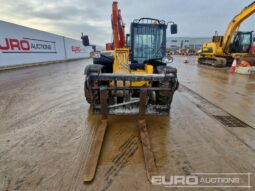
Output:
top-left (81, 1), bottom-right (178, 183)
top-left (198, 1), bottom-right (255, 67)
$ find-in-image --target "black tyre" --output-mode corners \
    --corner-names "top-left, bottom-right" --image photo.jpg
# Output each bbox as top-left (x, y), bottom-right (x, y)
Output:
top-left (84, 64), bottom-right (104, 75)
top-left (84, 80), bottom-right (92, 104)
top-left (157, 66), bottom-right (178, 105)
top-left (158, 81), bottom-right (174, 105)
top-left (84, 64), bottom-right (103, 104)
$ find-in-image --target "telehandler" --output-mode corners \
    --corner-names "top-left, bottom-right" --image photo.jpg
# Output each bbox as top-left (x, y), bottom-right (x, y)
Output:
top-left (81, 1), bottom-right (178, 182)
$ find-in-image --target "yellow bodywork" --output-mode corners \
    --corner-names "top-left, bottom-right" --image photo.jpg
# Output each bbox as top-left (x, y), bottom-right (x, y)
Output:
top-left (113, 48), bottom-right (153, 87)
top-left (200, 41), bottom-right (248, 60)
top-left (130, 65), bottom-right (153, 86)
top-left (202, 42), bottom-right (223, 56)
top-left (113, 48), bottom-right (130, 74)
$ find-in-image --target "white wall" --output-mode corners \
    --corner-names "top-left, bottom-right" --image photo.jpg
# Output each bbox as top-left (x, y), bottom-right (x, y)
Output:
top-left (0, 21), bottom-right (92, 67)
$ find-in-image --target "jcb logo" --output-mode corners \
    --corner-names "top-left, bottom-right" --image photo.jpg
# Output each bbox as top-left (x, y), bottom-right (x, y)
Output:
top-left (0, 38), bottom-right (30, 51)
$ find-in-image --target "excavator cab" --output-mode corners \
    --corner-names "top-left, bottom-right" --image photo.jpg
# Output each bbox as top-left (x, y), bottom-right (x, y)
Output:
top-left (230, 31), bottom-right (253, 53)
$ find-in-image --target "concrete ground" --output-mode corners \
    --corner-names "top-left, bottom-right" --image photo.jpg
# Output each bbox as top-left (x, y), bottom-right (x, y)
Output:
top-left (0, 57), bottom-right (254, 191)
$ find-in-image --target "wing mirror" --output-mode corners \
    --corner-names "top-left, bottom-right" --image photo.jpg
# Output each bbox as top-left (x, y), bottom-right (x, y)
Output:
top-left (81, 33), bottom-right (90, 46)
top-left (170, 24), bottom-right (177, 34)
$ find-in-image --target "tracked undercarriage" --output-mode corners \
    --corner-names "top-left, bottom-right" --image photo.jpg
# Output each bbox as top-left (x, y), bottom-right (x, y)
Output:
top-left (198, 56), bottom-right (228, 68)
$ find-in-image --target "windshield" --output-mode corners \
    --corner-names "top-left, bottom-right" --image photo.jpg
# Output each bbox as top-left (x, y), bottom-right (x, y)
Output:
top-left (132, 24), bottom-right (165, 63)
top-left (231, 32), bottom-right (252, 53)
top-left (239, 33), bottom-right (251, 45)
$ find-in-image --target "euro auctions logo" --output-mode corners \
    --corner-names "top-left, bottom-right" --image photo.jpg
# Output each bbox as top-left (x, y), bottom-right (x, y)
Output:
top-left (71, 46), bottom-right (81, 53)
top-left (71, 45), bottom-right (87, 54)
top-left (152, 173), bottom-right (252, 188)
top-left (0, 37), bottom-right (57, 53)
top-left (152, 175), bottom-right (199, 187)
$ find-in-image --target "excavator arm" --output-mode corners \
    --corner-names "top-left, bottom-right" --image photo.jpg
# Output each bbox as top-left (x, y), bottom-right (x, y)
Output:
top-left (223, 1), bottom-right (255, 53)
top-left (106, 1), bottom-right (126, 50)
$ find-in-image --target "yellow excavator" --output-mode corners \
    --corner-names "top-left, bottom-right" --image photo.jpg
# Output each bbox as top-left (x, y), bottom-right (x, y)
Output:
top-left (198, 1), bottom-right (255, 67)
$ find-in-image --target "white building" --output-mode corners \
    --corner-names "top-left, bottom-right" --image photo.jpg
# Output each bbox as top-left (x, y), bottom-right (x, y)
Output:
top-left (167, 37), bottom-right (211, 51)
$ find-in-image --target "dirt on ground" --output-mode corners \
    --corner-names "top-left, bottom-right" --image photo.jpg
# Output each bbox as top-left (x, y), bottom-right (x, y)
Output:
top-left (0, 57), bottom-right (254, 191)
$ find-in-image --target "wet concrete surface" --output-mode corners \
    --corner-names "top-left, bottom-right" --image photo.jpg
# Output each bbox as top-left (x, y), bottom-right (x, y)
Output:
top-left (0, 57), bottom-right (254, 191)
top-left (171, 56), bottom-right (255, 127)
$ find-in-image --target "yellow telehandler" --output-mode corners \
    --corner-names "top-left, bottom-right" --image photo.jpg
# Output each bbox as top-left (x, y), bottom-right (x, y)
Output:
top-left (81, 1), bottom-right (178, 183)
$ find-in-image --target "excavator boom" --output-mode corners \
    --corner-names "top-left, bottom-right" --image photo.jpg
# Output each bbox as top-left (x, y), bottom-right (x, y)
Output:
top-left (223, 1), bottom-right (255, 53)
top-left (106, 1), bottom-right (126, 50)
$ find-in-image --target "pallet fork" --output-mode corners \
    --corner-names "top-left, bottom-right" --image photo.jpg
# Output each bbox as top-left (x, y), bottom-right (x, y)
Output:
top-left (83, 88), bottom-right (157, 182)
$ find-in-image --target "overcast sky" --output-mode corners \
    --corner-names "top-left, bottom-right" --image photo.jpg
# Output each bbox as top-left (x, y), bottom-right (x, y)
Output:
top-left (1, 0), bottom-right (255, 45)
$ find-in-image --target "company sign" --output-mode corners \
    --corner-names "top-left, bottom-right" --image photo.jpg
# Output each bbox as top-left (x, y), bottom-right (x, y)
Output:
top-left (71, 46), bottom-right (81, 53)
top-left (151, 173), bottom-right (252, 188)
top-left (0, 37), bottom-right (57, 53)
top-left (71, 45), bottom-right (87, 54)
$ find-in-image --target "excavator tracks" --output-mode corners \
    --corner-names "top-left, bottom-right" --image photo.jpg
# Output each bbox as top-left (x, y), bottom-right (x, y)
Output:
top-left (198, 57), bottom-right (227, 68)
